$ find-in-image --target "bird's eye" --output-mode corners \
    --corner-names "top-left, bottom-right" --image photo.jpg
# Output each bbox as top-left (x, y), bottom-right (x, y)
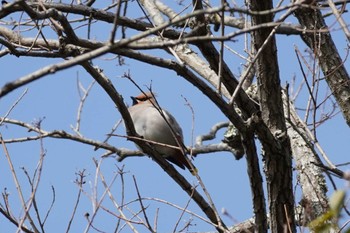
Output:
top-left (138, 97), bottom-right (150, 101)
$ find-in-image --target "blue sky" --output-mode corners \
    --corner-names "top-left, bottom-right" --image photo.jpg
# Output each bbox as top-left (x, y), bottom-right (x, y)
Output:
top-left (1, 1), bottom-right (350, 232)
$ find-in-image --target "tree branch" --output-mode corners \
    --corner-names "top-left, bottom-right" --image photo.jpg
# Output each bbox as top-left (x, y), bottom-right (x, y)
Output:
top-left (294, 4), bottom-right (350, 126)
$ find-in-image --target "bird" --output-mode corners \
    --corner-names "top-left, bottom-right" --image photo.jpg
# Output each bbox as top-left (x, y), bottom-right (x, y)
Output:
top-left (128, 91), bottom-right (197, 175)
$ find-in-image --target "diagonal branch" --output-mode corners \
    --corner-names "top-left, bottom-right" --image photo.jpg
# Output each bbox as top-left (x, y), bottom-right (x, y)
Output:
top-left (294, 4), bottom-right (350, 126)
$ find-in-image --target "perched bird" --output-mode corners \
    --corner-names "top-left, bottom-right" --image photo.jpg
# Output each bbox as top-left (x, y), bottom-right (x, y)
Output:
top-left (128, 92), bottom-right (197, 175)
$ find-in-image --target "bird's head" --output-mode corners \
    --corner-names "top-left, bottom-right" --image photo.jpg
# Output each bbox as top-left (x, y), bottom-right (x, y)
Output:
top-left (131, 92), bottom-right (157, 106)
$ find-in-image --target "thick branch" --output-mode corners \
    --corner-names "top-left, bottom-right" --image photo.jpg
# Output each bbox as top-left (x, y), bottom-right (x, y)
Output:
top-left (294, 5), bottom-right (350, 126)
top-left (241, 129), bottom-right (267, 233)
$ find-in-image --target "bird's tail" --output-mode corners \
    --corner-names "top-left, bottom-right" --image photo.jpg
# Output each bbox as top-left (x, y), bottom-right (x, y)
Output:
top-left (189, 165), bottom-right (198, 176)
top-left (182, 156), bottom-right (198, 176)
top-left (166, 153), bottom-right (198, 176)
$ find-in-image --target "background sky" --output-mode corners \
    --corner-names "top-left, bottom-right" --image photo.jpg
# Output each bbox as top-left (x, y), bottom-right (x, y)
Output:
top-left (1, 1), bottom-right (350, 232)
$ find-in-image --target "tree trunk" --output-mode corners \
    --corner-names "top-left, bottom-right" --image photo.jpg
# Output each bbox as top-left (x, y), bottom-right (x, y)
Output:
top-left (249, 0), bottom-right (296, 232)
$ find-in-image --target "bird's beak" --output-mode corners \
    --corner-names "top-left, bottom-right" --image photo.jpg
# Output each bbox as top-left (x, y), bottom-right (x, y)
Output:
top-left (130, 96), bottom-right (138, 106)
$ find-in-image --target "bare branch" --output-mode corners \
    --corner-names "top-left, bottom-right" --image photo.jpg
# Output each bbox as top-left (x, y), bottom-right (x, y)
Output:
top-left (0, 134), bottom-right (40, 233)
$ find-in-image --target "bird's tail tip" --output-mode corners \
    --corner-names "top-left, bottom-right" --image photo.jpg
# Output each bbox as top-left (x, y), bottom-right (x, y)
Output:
top-left (190, 167), bottom-right (198, 176)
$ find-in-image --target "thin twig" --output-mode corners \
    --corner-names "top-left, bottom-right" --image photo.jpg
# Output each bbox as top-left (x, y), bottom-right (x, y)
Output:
top-left (109, 0), bottom-right (123, 43)
top-left (0, 88), bottom-right (28, 126)
top-left (42, 185), bottom-right (55, 226)
top-left (73, 78), bottom-right (96, 134)
top-left (132, 176), bottom-right (155, 233)
top-left (66, 170), bottom-right (85, 233)
top-left (172, 187), bottom-right (195, 233)
top-left (0, 134), bottom-right (40, 233)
